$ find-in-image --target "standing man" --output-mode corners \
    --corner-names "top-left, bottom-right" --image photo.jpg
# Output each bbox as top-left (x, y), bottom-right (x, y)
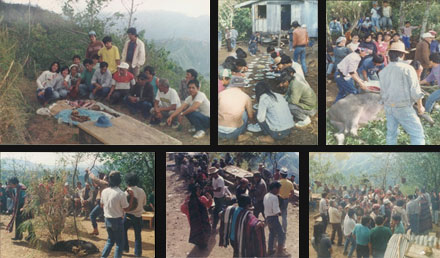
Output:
top-left (121, 27), bottom-right (146, 77)
top-left (225, 28), bottom-right (232, 52)
top-left (98, 36), bottom-right (120, 75)
top-left (319, 192), bottom-right (329, 232)
top-left (86, 169), bottom-right (109, 236)
top-left (292, 21), bottom-right (309, 76)
top-left (209, 167), bottom-right (225, 231)
top-left (379, 41), bottom-right (425, 145)
top-left (279, 168), bottom-right (294, 233)
top-left (250, 172), bottom-right (267, 219)
top-left (85, 30), bottom-right (104, 59)
top-left (415, 32), bottom-right (435, 80)
top-left (369, 216), bottom-right (392, 258)
top-left (179, 69), bottom-right (198, 101)
top-left (230, 26), bottom-right (238, 50)
top-left (371, 2), bottom-right (381, 32)
top-left (264, 181), bottom-right (290, 257)
top-left (100, 171), bottom-right (134, 258)
top-left (123, 173), bottom-right (147, 257)
top-left (328, 200), bottom-right (343, 246)
top-left (406, 194), bottom-right (420, 235)
top-left (381, 1), bottom-right (392, 31)
top-left (258, 163), bottom-right (273, 185)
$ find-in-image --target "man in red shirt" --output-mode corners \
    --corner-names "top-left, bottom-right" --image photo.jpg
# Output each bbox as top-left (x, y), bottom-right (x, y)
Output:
top-left (106, 62), bottom-right (135, 104)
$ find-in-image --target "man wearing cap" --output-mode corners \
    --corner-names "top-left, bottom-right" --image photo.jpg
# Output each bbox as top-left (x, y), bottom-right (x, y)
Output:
top-left (334, 36), bottom-right (352, 69)
top-left (235, 178), bottom-right (249, 200)
top-left (429, 30), bottom-right (439, 54)
top-left (218, 76), bottom-right (255, 142)
top-left (209, 167), bottom-right (226, 231)
top-left (124, 73), bottom-right (155, 118)
top-left (251, 172), bottom-right (267, 219)
top-left (90, 61), bottom-right (112, 99)
top-left (279, 167), bottom-right (294, 233)
top-left (415, 32), bottom-right (435, 79)
top-left (106, 62), bottom-right (135, 104)
top-left (121, 28), bottom-right (145, 77)
top-left (334, 48), bottom-right (369, 102)
top-left (85, 31), bottom-right (104, 59)
top-left (379, 40), bottom-right (425, 145)
top-left (218, 67), bottom-right (231, 93)
top-left (258, 163), bottom-right (273, 185)
top-left (292, 21), bottom-right (309, 76)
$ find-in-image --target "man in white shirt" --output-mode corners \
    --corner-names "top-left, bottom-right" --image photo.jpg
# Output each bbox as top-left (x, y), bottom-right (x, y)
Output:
top-left (151, 78), bottom-right (181, 126)
top-left (328, 200), bottom-right (343, 246)
top-left (319, 192), bottom-right (329, 232)
top-left (209, 167), bottom-right (225, 231)
top-left (167, 79), bottom-right (210, 139)
top-left (343, 209), bottom-right (356, 257)
top-left (123, 173), bottom-right (147, 257)
top-left (264, 181), bottom-right (290, 257)
top-left (100, 171), bottom-right (135, 258)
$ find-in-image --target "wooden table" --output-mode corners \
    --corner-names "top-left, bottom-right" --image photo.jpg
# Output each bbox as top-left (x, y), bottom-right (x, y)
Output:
top-left (142, 211), bottom-right (155, 229)
top-left (78, 115), bottom-right (182, 145)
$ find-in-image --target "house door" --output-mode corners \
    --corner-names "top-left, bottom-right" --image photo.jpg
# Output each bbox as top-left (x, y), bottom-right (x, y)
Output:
top-left (281, 5), bottom-right (291, 31)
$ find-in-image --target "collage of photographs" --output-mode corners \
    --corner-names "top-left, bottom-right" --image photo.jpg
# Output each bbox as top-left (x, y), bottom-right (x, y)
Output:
top-left (2, 0), bottom-right (440, 258)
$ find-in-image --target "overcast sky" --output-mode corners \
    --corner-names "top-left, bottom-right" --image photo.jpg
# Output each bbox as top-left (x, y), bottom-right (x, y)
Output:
top-left (1, 152), bottom-right (102, 167)
top-left (5, 0), bottom-right (210, 17)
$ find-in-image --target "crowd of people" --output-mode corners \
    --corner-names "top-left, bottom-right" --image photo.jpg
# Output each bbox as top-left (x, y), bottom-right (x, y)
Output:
top-left (218, 21), bottom-right (317, 143)
top-left (35, 27), bottom-right (209, 139)
top-left (1, 171), bottom-right (154, 258)
top-left (311, 183), bottom-right (438, 258)
top-left (327, 1), bottom-right (440, 145)
top-left (174, 152), bottom-right (297, 257)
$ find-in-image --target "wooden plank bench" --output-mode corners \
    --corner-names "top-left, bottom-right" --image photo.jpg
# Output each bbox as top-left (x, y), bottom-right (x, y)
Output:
top-left (142, 212), bottom-right (155, 229)
top-left (77, 115), bottom-right (182, 145)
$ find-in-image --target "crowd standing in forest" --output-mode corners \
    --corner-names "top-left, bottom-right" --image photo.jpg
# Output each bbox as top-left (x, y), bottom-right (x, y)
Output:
top-left (35, 28), bottom-right (209, 139)
top-left (174, 152), bottom-right (297, 257)
top-left (327, 0), bottom-right (440, 145)
top-left (218, 21), bottom-right (317, 143)
top-left (311, 182), bottom-right (438, 258)
top-left (1, 171), bottom-right (153, 258)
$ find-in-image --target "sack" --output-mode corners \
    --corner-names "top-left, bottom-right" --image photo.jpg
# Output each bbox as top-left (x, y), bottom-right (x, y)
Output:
top-left (36, 107), bottom-right (51, 116)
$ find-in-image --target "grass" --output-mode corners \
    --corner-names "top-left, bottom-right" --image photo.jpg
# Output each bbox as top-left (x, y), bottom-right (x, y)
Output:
top-left (326, 109), bottom-right (440, 145)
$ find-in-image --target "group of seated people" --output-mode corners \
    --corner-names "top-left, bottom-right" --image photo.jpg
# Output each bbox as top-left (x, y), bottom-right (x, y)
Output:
top-left (35, 29), bottom-right (210, 139)
top-left (218, 46), bottom-right (317, 143)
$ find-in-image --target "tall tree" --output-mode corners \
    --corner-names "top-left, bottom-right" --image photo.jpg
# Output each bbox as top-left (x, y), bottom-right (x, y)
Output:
top-left (121, 0), bottom-right (143, 29)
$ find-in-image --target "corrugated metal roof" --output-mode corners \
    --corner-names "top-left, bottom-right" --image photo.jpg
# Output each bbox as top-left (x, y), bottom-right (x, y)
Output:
top-left (234, 0), bottom-right (260, 9)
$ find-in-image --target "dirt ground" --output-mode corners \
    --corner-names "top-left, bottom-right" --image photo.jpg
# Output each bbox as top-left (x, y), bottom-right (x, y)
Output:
top-left (165, 161), bottom-right (299, 258)
top-left (17, 78), bottom-right (209, 145)
top-left (0, 214), bottom-right (155, 258)
top-left (218, 42), bottom-right (318, 145)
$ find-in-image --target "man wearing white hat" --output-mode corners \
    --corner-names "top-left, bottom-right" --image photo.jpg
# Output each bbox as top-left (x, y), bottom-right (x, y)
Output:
top-left (415, 32), bottom-right (435, 79)
top-left (379, 40), bottom-right (425, 145)
top-left (106, 62), bottom-right (136, 104)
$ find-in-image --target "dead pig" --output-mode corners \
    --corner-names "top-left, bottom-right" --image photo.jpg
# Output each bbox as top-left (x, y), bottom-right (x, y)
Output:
top-left (328, 93), bottom-right (384, 145)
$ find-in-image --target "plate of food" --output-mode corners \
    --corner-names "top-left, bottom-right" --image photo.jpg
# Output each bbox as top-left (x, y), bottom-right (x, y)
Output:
top-left (251, 94), bottom-right (256, 99)
top-left (266, 75), bottom-right (275, 79)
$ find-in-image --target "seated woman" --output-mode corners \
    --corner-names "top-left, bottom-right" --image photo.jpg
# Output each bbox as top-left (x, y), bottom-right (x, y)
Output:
top-left (66, 64), bottom-right (81, 99)
top-left (36, 61), bottom-right (60, 105)
top-left (167, 79), bottom-right (210, 139)
top-left (46, 66), bottom-right (70, 100)
top-left (254, 81), bottom-right (294, 143)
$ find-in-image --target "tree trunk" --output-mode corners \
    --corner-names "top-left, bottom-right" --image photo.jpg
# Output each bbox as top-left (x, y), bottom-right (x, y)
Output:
top-left (398, 0), bottom-right (406, 29)
top-left (420, 0), bottom-right (431, 39)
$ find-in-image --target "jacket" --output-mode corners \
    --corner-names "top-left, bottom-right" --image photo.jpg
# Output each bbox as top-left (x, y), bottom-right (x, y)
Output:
top-left (121, 37), bottom-right (146, 68)
top-left (415, 39), bottom-right (431, 68)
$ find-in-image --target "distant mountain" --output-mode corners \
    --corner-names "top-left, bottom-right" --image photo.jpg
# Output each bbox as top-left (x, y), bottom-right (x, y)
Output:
top-left (248, 152), bottom-right (299, 183)
top-left (155, 39), bottom-right (210, 77)
top-left (132, 11), bottom-right (209, 42)
top-left (126, 11), bottom-right (210, 78)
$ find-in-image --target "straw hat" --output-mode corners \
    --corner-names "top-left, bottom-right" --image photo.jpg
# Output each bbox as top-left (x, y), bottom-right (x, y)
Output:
top-left (208, 167), bottom-right (219, 175)
top-left (422, 32), bottom-right (435, 39)
top-left (389, 41), bottom-right (408, 53)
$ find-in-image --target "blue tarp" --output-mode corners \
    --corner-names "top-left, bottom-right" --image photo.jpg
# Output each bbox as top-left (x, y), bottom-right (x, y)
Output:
top-left (54, 108), bottom-right (109, 126)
